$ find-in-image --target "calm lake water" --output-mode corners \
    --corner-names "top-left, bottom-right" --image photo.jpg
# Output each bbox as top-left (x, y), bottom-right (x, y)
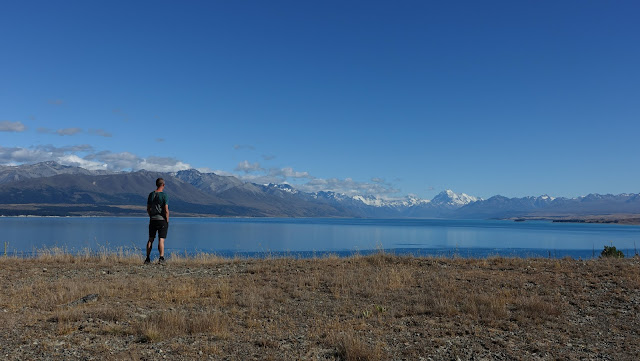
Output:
top-left (2, 217), bottom-right (639, 259)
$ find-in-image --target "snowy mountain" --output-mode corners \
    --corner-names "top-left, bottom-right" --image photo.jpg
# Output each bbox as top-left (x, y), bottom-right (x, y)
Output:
top-left (0, 161), bottom-right (115, 184)
top-left (352, 194), bottom-right (430, 208)
top-left (0, 162), bottom-right (639, 219)
top-left (430, 190), bottom-right (480, 208)
top-left (264, 183), bottom-right (300, 194)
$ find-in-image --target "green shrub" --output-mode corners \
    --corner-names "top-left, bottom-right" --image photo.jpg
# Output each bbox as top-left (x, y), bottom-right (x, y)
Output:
top-left (600, 245), bottom-right (624, 258)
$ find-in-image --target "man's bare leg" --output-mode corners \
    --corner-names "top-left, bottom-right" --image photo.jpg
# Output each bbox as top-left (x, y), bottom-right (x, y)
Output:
top-left (146, 237), bottom-right (154, 258)
top-left (158, 238), bottom-right (165, 258)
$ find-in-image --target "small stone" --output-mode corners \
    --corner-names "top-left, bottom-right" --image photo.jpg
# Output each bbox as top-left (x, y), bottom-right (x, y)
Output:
top-left (42, 268), bottom-right (47, 272)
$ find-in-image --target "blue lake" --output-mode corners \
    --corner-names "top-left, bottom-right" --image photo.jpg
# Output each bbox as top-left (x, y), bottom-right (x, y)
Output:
top-left (1, 217), bottom-right (639, 259)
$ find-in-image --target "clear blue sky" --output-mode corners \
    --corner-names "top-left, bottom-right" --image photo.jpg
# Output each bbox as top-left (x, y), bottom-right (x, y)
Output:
top-left (1, 1), bottom-right (638, 200)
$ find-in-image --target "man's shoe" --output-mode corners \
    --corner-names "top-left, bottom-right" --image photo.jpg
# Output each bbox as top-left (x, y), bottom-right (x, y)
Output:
top-left (158, 256), bottom-right (165, 264)
top-left (144, 257), bottom-right (151, 265)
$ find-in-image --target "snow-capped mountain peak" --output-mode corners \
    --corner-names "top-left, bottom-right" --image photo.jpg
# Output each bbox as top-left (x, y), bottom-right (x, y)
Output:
top-left (351, 194), bottom-right (431, 208)
top-left (430, 190), bottom-right (479, 207)
top-left (266, 183), bottom-right (299, 194)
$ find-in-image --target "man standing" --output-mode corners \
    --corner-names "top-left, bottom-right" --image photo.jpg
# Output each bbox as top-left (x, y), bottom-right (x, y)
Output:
top-left (145, 178), bottom-right (169, 264)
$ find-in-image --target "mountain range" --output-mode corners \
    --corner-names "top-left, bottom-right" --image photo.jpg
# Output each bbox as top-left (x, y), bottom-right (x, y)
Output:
top-left (1, 161), bottom-right (639, 221)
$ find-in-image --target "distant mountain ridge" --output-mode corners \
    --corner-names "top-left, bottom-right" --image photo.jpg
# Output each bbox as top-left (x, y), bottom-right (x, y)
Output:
top-left (0, 162), bottom-right (639, 219)
top-left (0, 161), bottom-right (115, 184)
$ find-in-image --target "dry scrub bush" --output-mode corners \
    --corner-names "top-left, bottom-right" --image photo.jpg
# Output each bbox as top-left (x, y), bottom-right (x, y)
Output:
top-left (8, 278), bottom-right (100, 311)
top-left (167, 251), bottom-right (227, 266)
top-left (134, 309), bottom-right (229, 342)
top-left (327, 329), bottom-right (387, 361)
top-left (514, 294), bottom-right (562, 321)
top-left (461, 294), bottom-right (509, 320)
top-left (33, 246), bottom-right (142, 265)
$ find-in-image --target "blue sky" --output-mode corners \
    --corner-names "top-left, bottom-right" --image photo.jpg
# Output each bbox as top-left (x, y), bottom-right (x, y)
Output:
top-left (1, 1), bottom-right (638, 200)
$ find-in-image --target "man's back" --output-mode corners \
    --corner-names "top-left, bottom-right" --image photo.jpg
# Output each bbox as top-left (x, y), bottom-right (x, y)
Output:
top-left (148, 191), bottom-right (168, 220)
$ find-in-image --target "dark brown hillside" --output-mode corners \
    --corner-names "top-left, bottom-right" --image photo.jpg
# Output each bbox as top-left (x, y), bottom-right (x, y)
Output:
top-left (0, 170), bottom-right (351, 217)
top-left (0, 171), bottom-right (221, 206)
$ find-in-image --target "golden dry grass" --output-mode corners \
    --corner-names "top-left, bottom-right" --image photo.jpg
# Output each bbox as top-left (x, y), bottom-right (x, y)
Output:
top-left (1, 251), bottom-right (639, 360)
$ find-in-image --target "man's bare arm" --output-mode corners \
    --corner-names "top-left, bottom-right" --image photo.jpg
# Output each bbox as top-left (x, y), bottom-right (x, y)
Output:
top-left (164, 204), bottom-right (169, 222)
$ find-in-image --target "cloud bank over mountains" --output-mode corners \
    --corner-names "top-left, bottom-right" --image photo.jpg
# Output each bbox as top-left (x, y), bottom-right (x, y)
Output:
top-left (0, 140), bottom-right (396, 198)
top-left (0, 145), bottom-right (191, 173)
top-left (232, 158), bottom-right (398, 197)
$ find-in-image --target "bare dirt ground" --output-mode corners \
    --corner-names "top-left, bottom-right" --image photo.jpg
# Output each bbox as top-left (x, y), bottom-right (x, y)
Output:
top-left (1, 252), bottom-right (639, 360)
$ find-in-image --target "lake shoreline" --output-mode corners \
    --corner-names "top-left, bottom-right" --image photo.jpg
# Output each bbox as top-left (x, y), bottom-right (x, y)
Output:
top-left (1, 253), bottom-right (639, 360)
top-left (506, 215), bottom-right (640, 225)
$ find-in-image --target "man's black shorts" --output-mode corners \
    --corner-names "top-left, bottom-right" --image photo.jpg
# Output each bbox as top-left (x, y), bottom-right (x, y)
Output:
top-left (149, 220), bottom-right (169, 239)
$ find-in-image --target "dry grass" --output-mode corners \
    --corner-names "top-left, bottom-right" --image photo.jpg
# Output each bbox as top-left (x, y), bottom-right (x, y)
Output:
top-left (1, 251), bottom-right (639, 360)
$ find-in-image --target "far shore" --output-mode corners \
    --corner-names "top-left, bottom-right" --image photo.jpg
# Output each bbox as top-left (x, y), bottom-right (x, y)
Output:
top-left (507, 214), bottom-right (640, 225)
top-left (3, 211), bottom-right (640, 226)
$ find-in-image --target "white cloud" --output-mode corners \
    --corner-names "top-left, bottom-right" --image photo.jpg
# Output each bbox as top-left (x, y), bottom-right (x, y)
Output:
top-left (57, 128), bottom-right (83, 136)
top-left (139, 156), bottom-right (191, 172)
top-left (0, 121), bottom-right (27, 132)
top-left (294, 177), bottom-right (400, 197)
top-left (40, 144), bottom-right (94, 153)
top-left (235, 160), bottom-right (263, 173)
top-left (210, 169), bottom-right (236, 176)
top-left (87, 151), bottom-right (139, 170)
top-left (0, 146), bottom-right (191, 173)
top-left (36, 127), bottom-right (110, 137)
top-left (234, 144), bottom-right (256, 151)
top-left (269, 167), bottom-right (311, 179)
top-left (38, 127), bottom-right (84, 136)
top-left (58, 154), bottom-right (107, 171)
top-left (89, 129), bottom-right (112, 137)
top-left (231, 163), bottom-right (398, 197)
top-left (112, 108), bottom-right (129, 121)
top-left (0, 146), bottom-right (52, 164)
top-left (195, 167), bottom-right (216, 174)
top-left (234, 164), bottom-right (312, 184)
top-left (87, 152), bottom-right (191, 172)
top-left (0, 144), bottom-right (94, 164)
top-left (236, 173), bottom-right (286, 185)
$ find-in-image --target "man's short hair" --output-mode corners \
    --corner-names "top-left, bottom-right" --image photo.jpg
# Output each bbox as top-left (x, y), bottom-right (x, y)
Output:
top-left (156, 178), bottom-right (165, 188)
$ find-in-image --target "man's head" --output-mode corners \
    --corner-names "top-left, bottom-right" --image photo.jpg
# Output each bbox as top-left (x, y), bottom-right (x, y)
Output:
top-left (156, 178), bottom-right (165, 189)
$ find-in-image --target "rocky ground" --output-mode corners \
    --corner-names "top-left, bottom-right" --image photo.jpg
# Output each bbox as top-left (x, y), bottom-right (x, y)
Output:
top-left (1, 253), bottom-right (639, 360)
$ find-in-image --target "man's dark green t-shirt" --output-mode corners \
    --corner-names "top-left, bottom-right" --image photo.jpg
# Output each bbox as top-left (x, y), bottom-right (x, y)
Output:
top-left (147, 191), bottom-right (168, 220)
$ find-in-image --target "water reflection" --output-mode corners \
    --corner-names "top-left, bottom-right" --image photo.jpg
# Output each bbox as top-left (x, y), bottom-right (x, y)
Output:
top-left (2, 217), bottom-right (638, 258)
